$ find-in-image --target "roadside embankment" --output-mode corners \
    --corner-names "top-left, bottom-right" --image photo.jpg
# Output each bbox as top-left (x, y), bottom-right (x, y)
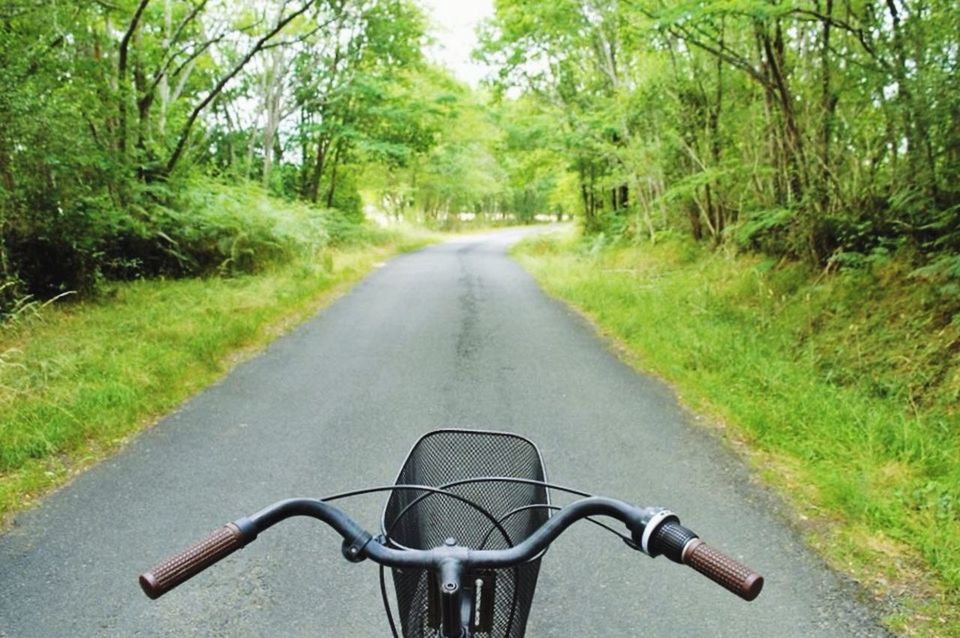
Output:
top-left (514, 231), bottom-right (959, 636)
top-left (0, 190), bottom-right (434, 524)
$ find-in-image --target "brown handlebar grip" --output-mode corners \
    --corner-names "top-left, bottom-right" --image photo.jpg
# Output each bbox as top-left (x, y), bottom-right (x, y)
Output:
top-left (139, 523), bottom-right (246, 599)
top-left (683, 539), bottom-right (764, 601)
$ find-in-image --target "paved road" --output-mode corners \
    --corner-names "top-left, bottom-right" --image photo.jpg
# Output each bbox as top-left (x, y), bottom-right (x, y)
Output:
top-left (0, 228), bottom-right (889, 637)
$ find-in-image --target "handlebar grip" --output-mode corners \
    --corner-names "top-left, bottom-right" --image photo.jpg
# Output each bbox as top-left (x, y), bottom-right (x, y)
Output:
top-left (683, 539), bottom-right (763, 601)
top-left (139, 523), bottom-right (247, 599)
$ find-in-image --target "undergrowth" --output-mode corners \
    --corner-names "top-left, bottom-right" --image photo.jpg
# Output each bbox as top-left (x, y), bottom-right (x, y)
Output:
top-left (2, 179), bottom-right (377, 306)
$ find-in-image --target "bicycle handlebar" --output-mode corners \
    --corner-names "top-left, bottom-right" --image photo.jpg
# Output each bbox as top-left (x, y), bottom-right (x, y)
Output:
top-left (646, 518), bottom-right (764, 601)
top-left (139, 496), bottom-right (763, 601)
top-left (139, 523), bottom-right (250, 600)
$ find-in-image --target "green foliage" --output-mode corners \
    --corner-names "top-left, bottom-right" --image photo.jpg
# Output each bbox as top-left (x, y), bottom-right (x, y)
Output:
top-left (1, 174), bottom-right (377, 307)
top-left (0, 0), bottom-right (434, 311)
top-left (730, 208), bottom-right (796, 252)
top-left (286, 0), bottom-right (428, 206)
top-left (911, 254), bottom-right (960, 299)
top-left (482, 0), bottom-right (960, 265)
top-left (360, 72), bottom-right (563, 225)
top-left (155, 181), bottom-right (333, 275)
top-left (5, 0), bottom-right (958, 293)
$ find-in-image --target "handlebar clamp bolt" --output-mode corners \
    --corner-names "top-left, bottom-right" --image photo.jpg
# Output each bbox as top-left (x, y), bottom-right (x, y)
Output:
top-left (340, 533), bottom-right (372, 563)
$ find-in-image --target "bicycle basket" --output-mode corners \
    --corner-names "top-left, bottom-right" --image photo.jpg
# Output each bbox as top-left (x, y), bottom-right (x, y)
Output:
top-left (381, 429), bottom-right (550, 638)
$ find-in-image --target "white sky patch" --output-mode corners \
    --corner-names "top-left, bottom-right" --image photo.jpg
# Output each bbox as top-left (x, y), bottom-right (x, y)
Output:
top-left (419, 0), bottom-right (494, 86)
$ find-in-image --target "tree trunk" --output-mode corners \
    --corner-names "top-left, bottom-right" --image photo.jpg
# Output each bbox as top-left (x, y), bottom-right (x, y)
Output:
top-left (884, 0), bottom-right (938, 197)
top-left (308, 137), bottom-right (329, 203)
top-left (134, 29), bottom-right (150, 158)
top-left (709, 17), bottom-right (725, 236)
top-left (818, 0), bottom-right (837, 216)
top-left (688, 201), bottom-right (704, 241)
top-left (158, 0), bottom-right (171, 137)
top-left (755, 22), bottom-right (806, 206)
top-left (325, 141), bottom-right (343, 208)
top-left (262, 48), bottom-right (286, 188)
top-left (117, 0), bottom-right (152, 157)
top-left (580, 178), bottom-right (595, 231)
top-left (765, 22), bottom-right (806, 200)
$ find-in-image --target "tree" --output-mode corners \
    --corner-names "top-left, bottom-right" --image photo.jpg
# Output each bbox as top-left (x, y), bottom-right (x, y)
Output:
top-left (481, 0), bottom-right (960, 263)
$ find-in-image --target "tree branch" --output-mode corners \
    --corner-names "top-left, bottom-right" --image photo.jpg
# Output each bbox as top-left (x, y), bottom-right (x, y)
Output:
top-left (143, 33), bottom-right (225, 106)
top-left (260, 20), bottom-right (328, 50)
top-left (118, 0), bottom-right (152, 154)
top-left (667, 23), bottom-right (772, 91)
top-left (165, 3), bottom-right (332, 174)
top-left (786, 8), bottom-right (886, 68)
top-left (118, 0), bottom-right (151, 79)
top-left (166, 0), bottom-right (209, 52)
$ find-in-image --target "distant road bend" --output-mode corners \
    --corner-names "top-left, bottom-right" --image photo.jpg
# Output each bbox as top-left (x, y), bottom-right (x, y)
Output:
top-left (0, 227), bottom-right (890, 636)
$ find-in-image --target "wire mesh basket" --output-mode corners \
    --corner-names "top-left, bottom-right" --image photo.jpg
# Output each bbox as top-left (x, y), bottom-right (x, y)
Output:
top-left (381, 429), bottom-right (550, 638)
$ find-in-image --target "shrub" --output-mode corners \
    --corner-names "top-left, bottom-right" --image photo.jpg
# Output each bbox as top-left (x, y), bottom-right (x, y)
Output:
top-left (0, 178), bottom-right (369, 313)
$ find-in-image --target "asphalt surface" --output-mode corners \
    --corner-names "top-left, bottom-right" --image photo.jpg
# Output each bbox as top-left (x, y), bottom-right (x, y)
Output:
top-left (0, 228), bottom-right (890, 637)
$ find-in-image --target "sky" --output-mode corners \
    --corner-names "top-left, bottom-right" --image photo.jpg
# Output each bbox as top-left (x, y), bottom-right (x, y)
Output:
top-left (418, 0), bottom-right (495, 86)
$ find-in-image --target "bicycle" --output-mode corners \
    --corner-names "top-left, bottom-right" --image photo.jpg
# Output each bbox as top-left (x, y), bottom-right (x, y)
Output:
top-left (140, 429), bottom-right (763, 637)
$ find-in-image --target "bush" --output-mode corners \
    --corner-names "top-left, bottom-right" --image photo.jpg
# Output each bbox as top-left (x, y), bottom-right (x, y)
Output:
top-left (155, 181), bottom-right (333, 275)
top-left (0, 178), bottom-right (370, 312)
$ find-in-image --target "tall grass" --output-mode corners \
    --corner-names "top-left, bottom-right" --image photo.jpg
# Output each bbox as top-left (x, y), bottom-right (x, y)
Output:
top-left (156, 181), bottom-right (334, 274)
top-left (515, 231), bottom-right (960, 635)
top-left (121, 180), bottom-right (357, 278)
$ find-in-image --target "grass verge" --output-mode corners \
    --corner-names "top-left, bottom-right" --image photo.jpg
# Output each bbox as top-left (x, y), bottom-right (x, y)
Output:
top-left (514, 230), bottom-right (959, 637)
top-left (0, 226), bottom-right (434, 522)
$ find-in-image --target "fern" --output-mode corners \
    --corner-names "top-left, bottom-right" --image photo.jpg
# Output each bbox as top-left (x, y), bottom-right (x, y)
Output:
top-left (730, 208), bottom-right (796, 247)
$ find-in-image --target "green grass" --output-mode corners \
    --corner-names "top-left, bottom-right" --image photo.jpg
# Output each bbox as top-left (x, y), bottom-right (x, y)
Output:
top-left (514, 230), bottom-right (960, 636)
top-left (0, 225), bottom-right (433, 519)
